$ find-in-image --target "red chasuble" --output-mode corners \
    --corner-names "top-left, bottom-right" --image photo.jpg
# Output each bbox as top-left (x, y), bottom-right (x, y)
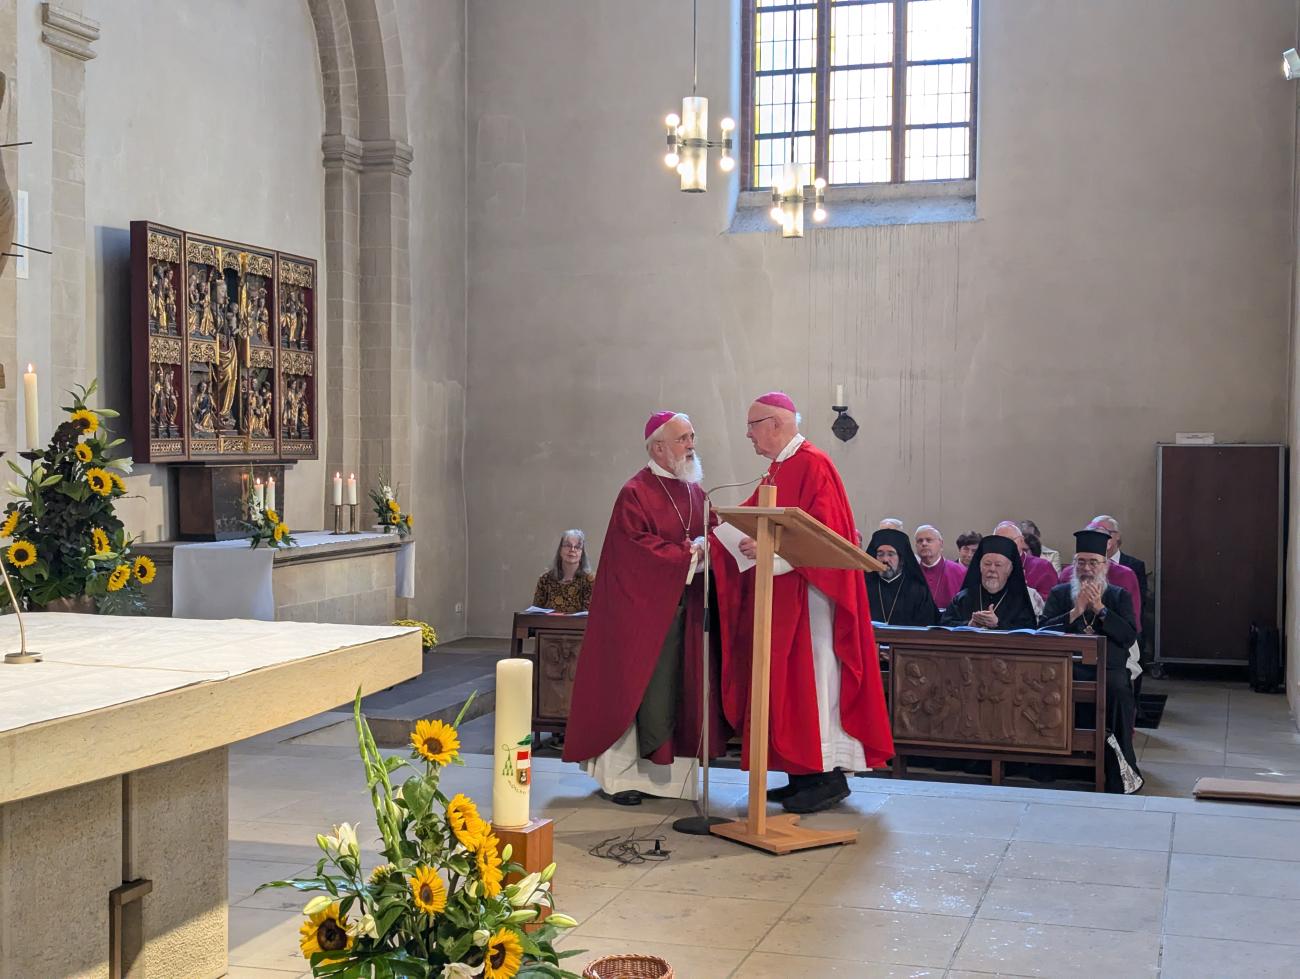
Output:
top-left (712, 441), bottom-right (894, 774)
top-left (562, 467), bottom-right (727, 766)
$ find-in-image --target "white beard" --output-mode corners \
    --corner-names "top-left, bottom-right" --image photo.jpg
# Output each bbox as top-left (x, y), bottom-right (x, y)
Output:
top-left (671, 452), bottom-right (704, 485)
top-left (1070, 567), bottom-right (1109, 601)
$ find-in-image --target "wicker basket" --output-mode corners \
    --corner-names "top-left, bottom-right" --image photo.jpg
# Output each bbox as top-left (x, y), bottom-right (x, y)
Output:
top-left (582, 953), bottom-right (674, 979)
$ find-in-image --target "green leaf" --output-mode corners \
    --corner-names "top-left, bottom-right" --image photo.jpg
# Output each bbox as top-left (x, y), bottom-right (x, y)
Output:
top-left (452, 690), bottom-right (478, 728)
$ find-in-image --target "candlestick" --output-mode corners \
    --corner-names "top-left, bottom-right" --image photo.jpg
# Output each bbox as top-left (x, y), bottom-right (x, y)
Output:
top-left (266, 476), bottom-right (276, 514)
top-left (23, 364), bottom-right (38, 449)
top-left (333, 472), bottom-right (343, 506)
top-left (348, 503), bottom-right (359, 533)
top-left (347, 473), bottom-right (357, 506)
top-left (835, 383), bottom-right (845, 406)
top-left (493, 658), bottom-right (534, 829)
top-left (332, 503), bottom-right (343, 535)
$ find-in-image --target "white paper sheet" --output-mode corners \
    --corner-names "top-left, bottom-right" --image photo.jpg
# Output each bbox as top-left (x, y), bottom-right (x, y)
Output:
top-left (712, 521), bottom-right (755, 573)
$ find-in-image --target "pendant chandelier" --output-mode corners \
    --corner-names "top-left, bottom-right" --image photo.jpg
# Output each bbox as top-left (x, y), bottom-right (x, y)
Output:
top-left (661, 0), bottom-right (733, 192)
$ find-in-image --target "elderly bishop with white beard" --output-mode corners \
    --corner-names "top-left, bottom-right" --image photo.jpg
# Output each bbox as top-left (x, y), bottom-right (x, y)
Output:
top-left (563, 412), bottom-right (730, 805)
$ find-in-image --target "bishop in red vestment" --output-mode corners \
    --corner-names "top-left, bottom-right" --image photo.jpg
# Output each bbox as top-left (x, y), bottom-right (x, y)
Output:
top-left (712, 393), bottom-right (893, 814)
top-left (563, 411), bottom-right (728, 805)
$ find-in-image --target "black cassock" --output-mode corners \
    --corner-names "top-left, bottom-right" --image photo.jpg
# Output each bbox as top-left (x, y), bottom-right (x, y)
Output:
top-left (1039, 582), bottom-right (1143, 794)
top-left (938, 585), bottom-right (1038, 630)
top-left (865, 573), bottom-right (938, 627)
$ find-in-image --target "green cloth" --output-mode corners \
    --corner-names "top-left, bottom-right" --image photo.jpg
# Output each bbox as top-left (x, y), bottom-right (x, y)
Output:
top-left (636, 593), bottom-right (686, 757)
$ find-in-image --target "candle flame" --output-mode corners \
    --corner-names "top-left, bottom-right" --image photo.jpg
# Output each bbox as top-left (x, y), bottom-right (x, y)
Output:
top-left (26, 363), bottom-right (33, 373)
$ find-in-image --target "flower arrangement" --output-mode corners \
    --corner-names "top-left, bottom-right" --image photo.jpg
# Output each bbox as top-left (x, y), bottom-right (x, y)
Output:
top-left (394, 619), bottom-right (438, 651)
top-left (243, 486), bottom-right (296, 550)
top-left (0, 381), bottom-right (153, 613)
top-left (370, 472), bottom-right (413, 537)
top-left (259, 692), bottom-right (581, 978)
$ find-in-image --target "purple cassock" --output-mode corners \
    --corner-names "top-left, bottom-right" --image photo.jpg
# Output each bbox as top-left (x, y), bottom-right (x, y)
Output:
top-left (919, 557), bottom-right (966, 610)
top-left (1021, 553), bottom-right (1059, 601)
top-left (1058, 560), bottom-right (1143, 631)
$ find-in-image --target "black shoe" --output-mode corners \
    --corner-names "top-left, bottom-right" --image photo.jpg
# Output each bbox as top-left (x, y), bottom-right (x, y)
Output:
top-left (765, 773), bottom-right (808, 802)
top-left (602, 790), bottom-right (644, 806)
top-left (781, 771), bottom-right (850, 814)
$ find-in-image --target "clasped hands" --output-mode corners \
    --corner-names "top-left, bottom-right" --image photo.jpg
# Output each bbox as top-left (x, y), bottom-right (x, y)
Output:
top-left (1072, 580), bottom-right (1105, 618)
top-left (969, 607), bottom-right (999, 629)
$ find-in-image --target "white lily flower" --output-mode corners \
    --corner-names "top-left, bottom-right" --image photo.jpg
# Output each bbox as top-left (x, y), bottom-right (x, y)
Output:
top-left (440, 963), bottom-right (483, 979)
top-left (472, 929), bottom-right (490, 947)
top-left (540, 861), bottom-right (557, 883)
top-left (347, 912), bottom-right (378, 940)
top-left (333, 822), bottom-right (360, 860)
top-left (548, 913), bottom-right (579, 929)
top-left (508, 872), bottom-right (541, 907)
top-left (302, 895), bottom-right (333, 915)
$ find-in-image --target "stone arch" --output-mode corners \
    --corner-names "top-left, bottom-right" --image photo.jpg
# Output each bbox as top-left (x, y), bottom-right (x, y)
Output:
top-left (307, 0), bottom-right (413, 518)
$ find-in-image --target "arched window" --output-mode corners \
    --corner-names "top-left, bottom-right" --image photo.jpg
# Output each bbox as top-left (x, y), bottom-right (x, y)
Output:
top-left (743, 0), bottom-right (977, 189)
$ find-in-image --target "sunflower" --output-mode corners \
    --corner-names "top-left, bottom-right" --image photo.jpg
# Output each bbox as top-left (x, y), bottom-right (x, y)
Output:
top-left (133, 555), bottom-right (156, 585)
top-left (410, 718), bottom-right (459, 765)
top-left (405, 513), bottom-right (414, 527)
top-left (0, 509), bottom-right (19, 538)
top-left (91, 527), bottom-right (111, 555)
top-left (74, 443), bottom-right (93, 463)
top-left (6, 540), bottom-right (36, 568)
top-left (483, 928), bottom-right (524, 979)
top-left (387, 498), bottom-right (400, 515)
top-left (109, 472), bottom-right (127, 493)
top-left (266, 508), bottom-right (280, 526)
top-left (408, 865), bottom-right (447, 915)
top-left (107, 564), bottom-right (131, 592)
top-left (474, 832), bottom-right (505, 899)
top-left (447, 793), bottom-right (487, 849)
top-left (369, 862), bottom-right (399, 886)
top-left (85, 467), bottom-right (113, 496)
top-left (298, 901), bottom-right (353, 962)
top-left (70, 408), bottom-right (99, 434)
top-left (273, 522), bottom-right (289, 542)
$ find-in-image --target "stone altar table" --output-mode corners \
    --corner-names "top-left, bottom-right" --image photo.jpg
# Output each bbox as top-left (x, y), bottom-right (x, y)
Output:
top-left (0, 612), bottom-right (421, 978)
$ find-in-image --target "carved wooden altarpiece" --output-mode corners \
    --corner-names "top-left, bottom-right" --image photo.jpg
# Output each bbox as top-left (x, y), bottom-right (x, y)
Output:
top-left (130, 221), bottom-right (318, 464)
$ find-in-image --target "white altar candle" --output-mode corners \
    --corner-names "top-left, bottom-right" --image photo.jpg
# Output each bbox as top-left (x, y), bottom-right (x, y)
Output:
top-left (835, 383), bottom-right (844, 406)
top-left (23, 364), bottom-right (38, 449)
top-left (347, 473), bottom-right (357, 506)
top-left (333, 472), bottom-right (343, 506)
top-left (266, 477), bottom-right (276, 514)
top-left (493, 658), bottom-right (533, 829)
top-left (254, 478), bottom-right (264, 507)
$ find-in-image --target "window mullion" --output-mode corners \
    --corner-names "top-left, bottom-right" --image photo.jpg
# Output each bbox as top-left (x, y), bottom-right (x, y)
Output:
top-left (815, 0), bottom-right (831, 183)
top-left (891, 0), bottom-right (907, 183)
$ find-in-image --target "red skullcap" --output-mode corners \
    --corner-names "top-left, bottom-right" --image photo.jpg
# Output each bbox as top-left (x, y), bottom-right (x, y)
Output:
top-left (644, 411), bottom-right (678, 440)
top-left (755, 391), bottom-right (797, 413)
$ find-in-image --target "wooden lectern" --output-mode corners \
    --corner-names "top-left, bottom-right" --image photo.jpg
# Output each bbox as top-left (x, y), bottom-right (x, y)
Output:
top-left (710, 484), bottom-right (884, 855)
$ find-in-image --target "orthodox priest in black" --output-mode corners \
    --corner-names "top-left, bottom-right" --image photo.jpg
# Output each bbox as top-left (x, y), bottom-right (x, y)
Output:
top-left (865, 529), bottom-right (939, 626)
top-left (1039, 528), bottom-right (1144, 794)
top-left (939, 535), bottom-right (1037, 630)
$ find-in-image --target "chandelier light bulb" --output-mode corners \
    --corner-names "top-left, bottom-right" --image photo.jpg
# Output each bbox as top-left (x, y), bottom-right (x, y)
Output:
top-left (770, 206), bottom-right (783, 221)
top-left (814, 177), bottom-right (826, 190)
top-left (719, 155), bottom-right (735, 172)
top-left (665, 113), bottom-right (681, 128)
top-left (813, 207), bottom-right (827, 222)
top-left (664, 152), bottom-right (680, 168)
top-left (720, 117), bottom-right (735, 132)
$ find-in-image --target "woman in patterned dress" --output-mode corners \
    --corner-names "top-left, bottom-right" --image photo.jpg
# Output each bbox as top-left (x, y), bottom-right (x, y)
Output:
top-left (532, 529), bottom-right (594, 613)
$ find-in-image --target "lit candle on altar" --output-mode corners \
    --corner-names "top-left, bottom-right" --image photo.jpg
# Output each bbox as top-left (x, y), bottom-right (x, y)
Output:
top-left (333, 472), bottom-right (343, 506)
top-left (493, 658), bottom-right (533, 829)
top-left (347, 473), bottom-right (357, 506)
top-left (835, 383), bottom-right (844, 406)
top-left (254, 478), bottom-right (264, 507)
top-left (266, 476), bottom-right (276, 514)
top-left (23, 364), bottom-right (38, 449)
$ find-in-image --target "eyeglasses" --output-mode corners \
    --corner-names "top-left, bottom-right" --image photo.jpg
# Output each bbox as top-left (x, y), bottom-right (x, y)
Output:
top-left (1075, 558), bottom-right (1105, 568)
top-left (671, 432), bottom-right (696, 445)
top-left (746, 415), bottom-right (776, 430)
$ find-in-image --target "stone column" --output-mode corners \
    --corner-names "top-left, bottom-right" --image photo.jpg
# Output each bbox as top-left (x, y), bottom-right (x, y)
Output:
top-left (0, 0), bottom-right (18, 452)
top-left (40, 1), bottom-right (98, 401)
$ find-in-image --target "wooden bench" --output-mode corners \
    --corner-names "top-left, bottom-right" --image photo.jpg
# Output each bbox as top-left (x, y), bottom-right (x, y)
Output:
top-left (874, 626), bottom-right (1109, 792)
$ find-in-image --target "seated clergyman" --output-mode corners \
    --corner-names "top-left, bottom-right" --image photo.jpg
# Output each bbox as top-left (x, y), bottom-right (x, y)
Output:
top-left (1038, 528), bottom-right (1144, 794)
top-left (865, 528), bottom-right (938, 627)
top-left (939, 535), bottom-right (1038, 630)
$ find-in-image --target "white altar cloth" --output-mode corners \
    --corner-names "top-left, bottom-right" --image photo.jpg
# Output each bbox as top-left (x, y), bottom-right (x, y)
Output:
top-left (0, 612), bottom-right (416, 734)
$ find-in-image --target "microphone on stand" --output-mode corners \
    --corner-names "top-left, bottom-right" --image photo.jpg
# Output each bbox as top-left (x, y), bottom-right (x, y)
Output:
top-left (673, 471), bottom-right (765, 836)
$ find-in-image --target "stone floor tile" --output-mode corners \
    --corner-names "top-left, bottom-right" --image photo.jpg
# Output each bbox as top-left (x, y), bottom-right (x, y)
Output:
top-left (831, 829), bottom-right (1007, 877)
top-left (228, 907), bottom-right (310, 972)
top-left (553, 882), bottom-right (625, 923)
top-left (229, 858), bottom-right (318, 912)
top-left (1164, 890), bottom-right (1300, 947)
top-left (977, 876), bottom-right (1163, 933)
top-left (1158, 935), bottom-right (1300, 978)
top-left (733, 951), bottom-right (944, 977)
top-left (999, 840), bottom-right (1168, 888)
top-left (1013, 803), bottom-right (1172, 851)
top-left (873, 794), bottom-right (1026, 839)
top-left (575, 889), bottom-right (788, 951)
top-left (809, 859), bottom-right (987, 916)
top-left (634, 833), bottom-right (827, 897)
top-left (758, 904), bottom-right (967, 968)
top-left (1172, 812), bottom-right (1300, 861)
top-left (224, 967), bottom-right (309, 979)
top-left (951, 919), bottom-right (1159, 977)
top-left (560, 936), bottom-right (747, 979)
top-left (1169, 851), bottom-right (1300, 900)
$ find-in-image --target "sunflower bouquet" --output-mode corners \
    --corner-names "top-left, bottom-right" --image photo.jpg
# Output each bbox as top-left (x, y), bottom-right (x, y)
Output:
top-left (370, 473), bottom-right (413, 537)
top-left (259, 692), bottom-right (582, 979)
top-left (0, 380), bottom-right (154, 613)
top-left (242, 487), bottom-right (296, 550)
